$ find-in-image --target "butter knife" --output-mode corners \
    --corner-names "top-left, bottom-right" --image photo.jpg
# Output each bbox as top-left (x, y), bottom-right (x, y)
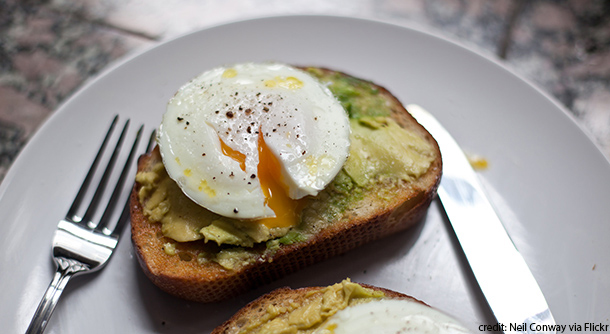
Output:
top-left (407, 104), bottom-right (556, 333)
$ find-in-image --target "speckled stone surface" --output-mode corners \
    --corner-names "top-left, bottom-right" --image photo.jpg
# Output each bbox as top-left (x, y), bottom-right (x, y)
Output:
top-left (0, 0), bottom-right (609, 181)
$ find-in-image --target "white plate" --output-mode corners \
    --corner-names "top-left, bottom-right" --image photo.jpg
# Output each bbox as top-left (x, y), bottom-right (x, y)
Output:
top-left (3, 15), bottom-right (609, 333)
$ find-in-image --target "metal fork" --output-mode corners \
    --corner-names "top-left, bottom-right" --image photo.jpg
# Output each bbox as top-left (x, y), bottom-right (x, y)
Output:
top-left (25, 116), bottom-right (144, 334)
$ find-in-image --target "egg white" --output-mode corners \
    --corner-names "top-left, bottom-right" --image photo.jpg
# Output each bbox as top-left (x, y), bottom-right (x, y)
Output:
top-left (318, 299), bottom-right (471, 334)
top-left (158, 63), bottom-right (350, 219)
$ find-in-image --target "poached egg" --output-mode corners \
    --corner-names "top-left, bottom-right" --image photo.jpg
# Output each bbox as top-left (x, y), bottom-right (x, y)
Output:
top-left (318, 299), bottom-right (471, 334)
top-left (158, 63), bottom-right (350, 227)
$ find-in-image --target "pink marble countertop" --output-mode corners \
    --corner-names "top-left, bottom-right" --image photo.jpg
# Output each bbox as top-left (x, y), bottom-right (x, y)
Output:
top-left (1, 0), bottom-right (609, 182)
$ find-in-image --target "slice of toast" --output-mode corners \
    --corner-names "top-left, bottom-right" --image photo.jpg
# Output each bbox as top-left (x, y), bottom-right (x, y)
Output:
top-left (129, 67), bottom-right (442, 303)
top-left (211, 280), bottom-right (462, 334)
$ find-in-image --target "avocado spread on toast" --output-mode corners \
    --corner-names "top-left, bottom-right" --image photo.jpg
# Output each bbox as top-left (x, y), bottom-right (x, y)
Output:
top-left (135, 68), bottom-right (435, 270)
top-left (241, 279), bottom-right (385, 334)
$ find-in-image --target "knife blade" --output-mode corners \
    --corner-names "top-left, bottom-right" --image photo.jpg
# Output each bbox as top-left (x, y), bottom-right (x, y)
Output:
top-left (407, 104), bottom-right (556, 333)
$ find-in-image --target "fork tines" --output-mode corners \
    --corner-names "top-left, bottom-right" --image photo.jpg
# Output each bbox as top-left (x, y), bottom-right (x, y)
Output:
top-left (66, 115), bottom-right (143, 235)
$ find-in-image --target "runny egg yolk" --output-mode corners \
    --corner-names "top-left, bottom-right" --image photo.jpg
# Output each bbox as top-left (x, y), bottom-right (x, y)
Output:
top-left (219, 133), bottom-right (305, 228)
top-left (219, 138), bottom-right (246, 172)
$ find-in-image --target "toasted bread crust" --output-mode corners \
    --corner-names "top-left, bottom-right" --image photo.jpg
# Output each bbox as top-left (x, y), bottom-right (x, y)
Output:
top-left (130, 67), bottom-right (442, 303)
top-left (210, 282), bottom-right (426, 334)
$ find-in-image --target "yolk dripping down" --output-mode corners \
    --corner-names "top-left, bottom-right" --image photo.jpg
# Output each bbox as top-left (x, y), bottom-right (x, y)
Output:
top-left (219, 134), bottom-right (306, 228)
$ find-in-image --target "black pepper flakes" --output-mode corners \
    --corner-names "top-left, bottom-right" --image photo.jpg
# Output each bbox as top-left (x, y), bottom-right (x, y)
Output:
top-left (250, 174), bottom-right (256, 179)
top-left (177, 117), bottom-right (184, 121)
top-left (263, 107), bottom-right (269, 112)
top-left (226, 111), bottom-right (234, 118)
top-left (233, 208), bottom-right (239, 213)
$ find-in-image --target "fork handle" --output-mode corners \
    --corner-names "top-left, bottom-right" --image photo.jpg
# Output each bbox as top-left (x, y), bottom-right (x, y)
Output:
top-left (26, 258), bottom-right (88, 334)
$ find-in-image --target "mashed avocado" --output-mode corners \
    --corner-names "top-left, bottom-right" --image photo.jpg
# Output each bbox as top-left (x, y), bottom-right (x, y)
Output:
top-left (306, 68), bottom-right (390, 119)
top-left (345, 117), bottom-right (435, 187)
top-left (136, 68), bottom-right (436, 270)
top-left (243, 279), bottom-right (385, 334)
top-left (137, 165), bottom-right (290, 246)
